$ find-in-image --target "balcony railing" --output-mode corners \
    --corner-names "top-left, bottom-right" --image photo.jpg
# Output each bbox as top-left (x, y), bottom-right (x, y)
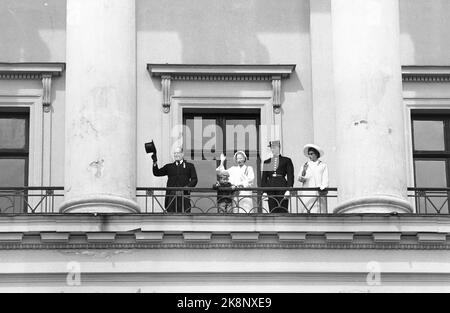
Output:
top-left (0, 187), bottom-right (64, 214)
top-left (136, 187), bottom-right (338, 214)
top-left (408, 188), bottom-right (450, 214)
top-left (0, 187), bottom-right (449, 215)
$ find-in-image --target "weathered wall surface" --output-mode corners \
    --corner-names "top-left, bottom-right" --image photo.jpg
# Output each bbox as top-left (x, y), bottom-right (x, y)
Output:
top-left (1, 248), bottom-right (449, 292)
top-left (0, 0), bottom-right (66, 62)
top-left (400, 0), bottom-right (450, 65)
top-left (136, 0), bottom-right (314, 188)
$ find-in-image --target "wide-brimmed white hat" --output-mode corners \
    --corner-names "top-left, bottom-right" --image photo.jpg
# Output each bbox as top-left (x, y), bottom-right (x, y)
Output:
top-left (234, 150), bottom-right (248, 161)
top-left (303, 144), bottom-right (324, 158)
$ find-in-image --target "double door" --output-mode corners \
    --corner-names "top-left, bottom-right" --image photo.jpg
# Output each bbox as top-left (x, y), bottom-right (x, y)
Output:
top-left (183, 109), bottom-right (260, 212)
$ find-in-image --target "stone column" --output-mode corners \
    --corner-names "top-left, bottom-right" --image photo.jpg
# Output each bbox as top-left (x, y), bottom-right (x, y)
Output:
top-left (61, 0), bottom-right (139, 213)
top-left (332, 0), bottom-right (412, 213)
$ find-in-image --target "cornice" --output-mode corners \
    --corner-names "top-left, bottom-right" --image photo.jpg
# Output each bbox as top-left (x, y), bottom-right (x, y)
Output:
top-left (0, 63), bottom-right (65, 79)
top-left (0, 214), bottom-right (449, 250)
top-left (402, 66), bottom-right (450, 82)
top-left (0, 62), bottom-right (66, 112)
top-left (147, 64), bottom-right (296, 113)
top-left (1, 214), bottom-right (450, 233)
top-left (147, 64), bottom-right (296, 80)
top-left (0, 240), bottom-right (449, 251)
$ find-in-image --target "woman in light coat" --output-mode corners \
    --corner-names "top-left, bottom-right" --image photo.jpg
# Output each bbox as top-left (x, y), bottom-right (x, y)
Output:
top-left (298, 144), bottom-right (329, 213)
top-left (216, 151), bottom-right (255, 213)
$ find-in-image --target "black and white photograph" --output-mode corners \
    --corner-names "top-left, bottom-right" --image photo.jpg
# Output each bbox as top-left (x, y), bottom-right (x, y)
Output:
top-left (0, 0), bottom-right (449, 295)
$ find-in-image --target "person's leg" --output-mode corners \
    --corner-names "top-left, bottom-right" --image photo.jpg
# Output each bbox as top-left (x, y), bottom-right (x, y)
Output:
top-left (280, 192), bottom-right (290, 213)
top-left (239, 191), bottom-right (253, 213)
top-left (272, 191), bottom-right (288, 213)
top-left (267, 192), bottom-right (276, 213)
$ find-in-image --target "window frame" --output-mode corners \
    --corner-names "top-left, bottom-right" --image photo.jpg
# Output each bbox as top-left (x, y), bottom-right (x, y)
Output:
top-left (0, 109), bottom-right (30, 188)
top-left (183, 108), bottom-right (261, 186)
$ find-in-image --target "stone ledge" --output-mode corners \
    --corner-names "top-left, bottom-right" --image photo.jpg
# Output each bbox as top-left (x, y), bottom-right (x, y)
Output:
top-left (2, 214), bottom-right (450, 234)
top-left (417, 233), bottom-right (447, 243)
top-left (40, 233), bottom-right (70, 243)
top-left (373, 233), bottom-right (402, 243)
top-left (183, 232), bottom-right (212, 242)
top-left (326, 233), bottom-right (354, 243)
top-left (230, 232), bottom-right (260, 242)
top-left (0, 233), bottom-right (23, 243)
top-left (86, 233), bottom-right (116, 243)
top-left (278, 232), bottom-right (307, 242)
top-left (135, 232), bottom-right (164, 243)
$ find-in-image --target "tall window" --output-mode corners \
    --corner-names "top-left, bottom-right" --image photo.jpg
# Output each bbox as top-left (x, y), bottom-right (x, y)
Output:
top-left (412, 111), bottom-right (450, 214)
top-left (0, 108), bottom-right (30, 213)
top-left (183, 109), bottom-right (261, 187)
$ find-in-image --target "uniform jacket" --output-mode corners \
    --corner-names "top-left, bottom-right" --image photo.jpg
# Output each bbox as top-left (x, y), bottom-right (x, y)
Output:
top-left (261, 155), bottom-right (294, 187)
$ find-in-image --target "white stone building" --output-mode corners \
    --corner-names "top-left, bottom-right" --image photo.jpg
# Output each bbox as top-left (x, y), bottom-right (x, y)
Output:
top-left (0, 0), bottom-right (449, 292)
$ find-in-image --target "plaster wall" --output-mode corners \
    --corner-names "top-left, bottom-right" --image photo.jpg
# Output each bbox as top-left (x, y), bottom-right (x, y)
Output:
top-left (400, 0), bottom-right (450, 66)
top-left (0, 248), bottom-right (449, 292)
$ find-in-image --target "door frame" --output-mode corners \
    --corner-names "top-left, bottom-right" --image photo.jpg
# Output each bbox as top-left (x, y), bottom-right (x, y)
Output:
top-left (183, 108), bottom-right (262, 186)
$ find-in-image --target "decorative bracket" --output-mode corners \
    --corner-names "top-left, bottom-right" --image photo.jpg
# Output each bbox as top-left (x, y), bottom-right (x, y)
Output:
top-left (147, 64), bottom-right (296, 114)
top-left (41, 74), bottom-right (52, 113)
top-left (161, 75), bottom-right (172, 113)
top-left (0, 63), bottom-right (65, 112)
top-left (272, 75), bottom-right (282, 114)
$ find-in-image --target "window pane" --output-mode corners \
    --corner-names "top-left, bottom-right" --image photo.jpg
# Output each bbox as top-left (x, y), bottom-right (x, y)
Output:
top-left (414, 160), bottom-right (447, 187)
top-left (413, 120), bottom-right (445, 151)
top-left (0, 117), bottom-right (27, 149)
top-left (0, 159), bottom-right (26, 187)
top-left (185, 117), bottom-right (222, 160)
top-left (225, 119), bottom-right (258, 153)
top-left (0, 159), bottom-right (26, 213)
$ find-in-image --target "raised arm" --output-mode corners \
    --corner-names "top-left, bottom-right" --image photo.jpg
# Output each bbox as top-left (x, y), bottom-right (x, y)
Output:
top-left (216, 153), bottom-right (227, 173)
top-left (152, 163), bottom-right (168, 177)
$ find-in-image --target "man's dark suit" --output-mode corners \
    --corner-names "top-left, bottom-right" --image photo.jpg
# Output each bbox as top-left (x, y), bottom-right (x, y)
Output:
top-left (261, 155), bottom-right (294, 213)
top-left (153, 160), bottom-right (198, 213)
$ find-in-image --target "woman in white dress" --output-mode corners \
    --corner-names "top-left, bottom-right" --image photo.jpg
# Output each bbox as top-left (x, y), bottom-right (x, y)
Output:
top-left (216, 151), bottom-right (255, 213)
top-left (298, 144), bottom-right (329, 213)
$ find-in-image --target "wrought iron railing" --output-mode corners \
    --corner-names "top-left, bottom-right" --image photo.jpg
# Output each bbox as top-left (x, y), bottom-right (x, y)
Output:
top-left (0, 187), bottom-right (64, 214)
top-left (136, 187), bottom-right (338, 214)
top-left (407, 188), bottom-right (450, 214)
top-left (1, 187), bottom-right (449, 215)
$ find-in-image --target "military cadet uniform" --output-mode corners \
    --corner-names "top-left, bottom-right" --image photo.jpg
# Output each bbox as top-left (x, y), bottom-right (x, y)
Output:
top-left (261, 143), bottom-right (294, 213)
top-left (153, 160), bottom-right (198, 213)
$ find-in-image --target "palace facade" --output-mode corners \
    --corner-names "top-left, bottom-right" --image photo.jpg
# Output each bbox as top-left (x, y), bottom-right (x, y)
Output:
top-left (0, 0), bottom-right (450, 292)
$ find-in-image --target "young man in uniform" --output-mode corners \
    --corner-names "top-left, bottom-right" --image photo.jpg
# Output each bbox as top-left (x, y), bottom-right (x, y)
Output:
top-left (261, 140), bottom-right (294, 213)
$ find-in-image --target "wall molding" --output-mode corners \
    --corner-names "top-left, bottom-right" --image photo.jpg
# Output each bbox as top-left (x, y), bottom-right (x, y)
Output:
top-left (402, 66), bottom-right (450, 83)
top-left (0, 214), bottom-right (450, 250)
top-left (0, 92), bottom-right (46, 188)
top-left (147, 64), bottom-right (296, 114)
top-left (0, 240), bottom-right (449, 251)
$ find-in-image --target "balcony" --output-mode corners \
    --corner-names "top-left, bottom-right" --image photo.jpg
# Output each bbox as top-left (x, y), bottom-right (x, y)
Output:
top-left (0, 187), bottom-right (449, 215)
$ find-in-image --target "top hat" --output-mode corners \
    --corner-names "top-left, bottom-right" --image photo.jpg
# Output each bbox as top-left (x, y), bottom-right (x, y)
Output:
top-left (268, 140), bottom-right (281, 148)
top-left (144, 140), bottom-right (157, 154)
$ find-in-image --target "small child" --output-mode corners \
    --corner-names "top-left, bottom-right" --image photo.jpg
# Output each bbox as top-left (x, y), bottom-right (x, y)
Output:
top-left (213, 171), bottom-right (236, 213)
